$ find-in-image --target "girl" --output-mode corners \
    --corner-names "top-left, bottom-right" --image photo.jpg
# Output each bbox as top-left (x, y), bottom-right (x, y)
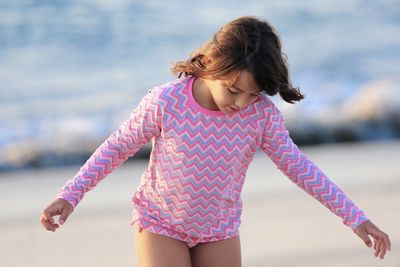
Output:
top-left (40, 16), bottom-right (391, 267)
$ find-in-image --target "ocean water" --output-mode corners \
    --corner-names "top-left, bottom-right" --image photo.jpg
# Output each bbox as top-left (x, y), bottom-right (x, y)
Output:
top-left (1, 0), bottom-right (400, 170)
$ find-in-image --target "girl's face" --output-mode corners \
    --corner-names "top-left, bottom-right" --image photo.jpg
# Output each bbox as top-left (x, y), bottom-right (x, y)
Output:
top-left (205, 70), bottom-right (261, 114)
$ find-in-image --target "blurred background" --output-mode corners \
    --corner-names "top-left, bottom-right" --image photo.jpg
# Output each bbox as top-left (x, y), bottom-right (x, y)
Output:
top-left (0, 1), bottom-right (399, 267)
top-left (1, 0), bottom-right (400, 171)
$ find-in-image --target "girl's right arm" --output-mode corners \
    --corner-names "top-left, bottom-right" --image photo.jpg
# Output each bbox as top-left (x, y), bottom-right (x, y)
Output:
top-left (40, 88), bottom-right (162, 231)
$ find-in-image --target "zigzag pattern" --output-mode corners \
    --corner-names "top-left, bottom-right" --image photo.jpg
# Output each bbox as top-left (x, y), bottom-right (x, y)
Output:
top-left (260, 107), bottom-right (368, 229)
top-left (56, 76), bottom-right (368, 241)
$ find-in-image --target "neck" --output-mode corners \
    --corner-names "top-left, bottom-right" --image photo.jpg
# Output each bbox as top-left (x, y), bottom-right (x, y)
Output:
top-left (192, 78), bottom-right (219, 111)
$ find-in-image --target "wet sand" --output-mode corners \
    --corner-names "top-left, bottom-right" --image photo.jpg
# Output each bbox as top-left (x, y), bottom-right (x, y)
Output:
top-left (1, 140), bottom-right (399, 267)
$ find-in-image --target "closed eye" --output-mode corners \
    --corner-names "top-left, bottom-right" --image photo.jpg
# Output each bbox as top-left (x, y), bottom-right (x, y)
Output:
top-left (228, 88), bottom-right (240, 94)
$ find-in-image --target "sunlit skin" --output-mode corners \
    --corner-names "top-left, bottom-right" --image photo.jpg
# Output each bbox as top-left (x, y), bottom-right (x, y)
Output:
top-left (193, 70), bottom-right (261, 114)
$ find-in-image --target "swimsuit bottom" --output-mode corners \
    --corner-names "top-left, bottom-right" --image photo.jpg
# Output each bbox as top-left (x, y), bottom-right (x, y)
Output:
top-left (132, 215), bottom-right (239, 248)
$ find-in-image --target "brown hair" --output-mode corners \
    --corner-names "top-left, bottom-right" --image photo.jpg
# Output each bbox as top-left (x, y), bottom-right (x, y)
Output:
top-left (171, 16), bottom-right (305, 104)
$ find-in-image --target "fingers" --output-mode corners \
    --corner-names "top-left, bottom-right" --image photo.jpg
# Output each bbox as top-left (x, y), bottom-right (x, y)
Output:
top-left (374, 238), bottom-right (381, 258)
top-left (379, 241), bottom-right (387, 259)
top-left (59, 207), bottom-right (72, 225)
top-left (375, 234), bottom-right (390, 259)
top-left (383, 232), bottom-right (391, 252)
top-left (368, 227), bottom-right (391, 259)
top-left (374, 238), bottom-right (387, 259)
top-left (42, 209), bottom-right (54, 224)
top-left (39, 199), bottom-right (72, 232)
top-left (354, 221), bottom-right (391, 260)
top-left (40, 209), bottom-right (60, 232)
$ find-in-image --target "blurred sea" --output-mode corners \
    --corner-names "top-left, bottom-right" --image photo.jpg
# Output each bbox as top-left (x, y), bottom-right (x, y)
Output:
top-left (1, 0), bottom-right (400, 171)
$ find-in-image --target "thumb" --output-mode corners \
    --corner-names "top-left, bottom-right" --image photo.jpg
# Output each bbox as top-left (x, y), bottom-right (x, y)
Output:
top-left (59, 208), bottom-right (71, 225)
top-left (357, 230), bottom-right (372, 248)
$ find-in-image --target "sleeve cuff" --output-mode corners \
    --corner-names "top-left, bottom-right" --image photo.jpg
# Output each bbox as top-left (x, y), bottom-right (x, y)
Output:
top-left (347, 212), bottom-right (369, 230)
top-left (53, 192), bottom-right (78, 209)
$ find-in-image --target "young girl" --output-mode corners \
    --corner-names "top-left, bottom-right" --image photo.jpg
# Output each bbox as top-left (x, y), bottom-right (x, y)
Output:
top-left (40, 16), bottom-right (391, 266)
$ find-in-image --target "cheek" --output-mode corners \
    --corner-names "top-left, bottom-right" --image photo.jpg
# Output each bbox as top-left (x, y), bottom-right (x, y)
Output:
top-left (214, 88), bottom-right (233, 105)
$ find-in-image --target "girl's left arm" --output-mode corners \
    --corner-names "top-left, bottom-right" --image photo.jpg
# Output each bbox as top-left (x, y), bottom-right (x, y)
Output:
top-left (260, 107), bottom-right (391, 258)
top-left (260, 109), bottom-right (368, 229)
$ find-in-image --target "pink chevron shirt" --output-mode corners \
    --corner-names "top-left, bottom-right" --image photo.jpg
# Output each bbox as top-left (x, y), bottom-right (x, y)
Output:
top-left (56, 75), bottom-right (369, 238)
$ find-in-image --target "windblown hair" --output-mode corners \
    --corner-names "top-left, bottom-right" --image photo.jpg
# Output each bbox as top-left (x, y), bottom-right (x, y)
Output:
top-left (171, 16), bottom-right (305, 104)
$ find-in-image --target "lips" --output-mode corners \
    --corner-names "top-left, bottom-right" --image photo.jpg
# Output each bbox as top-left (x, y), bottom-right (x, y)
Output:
top-left (224, 106), bottom-right (240, 114)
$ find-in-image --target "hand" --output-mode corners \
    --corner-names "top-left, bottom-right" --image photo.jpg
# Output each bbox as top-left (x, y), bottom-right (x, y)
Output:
top-left (353, 220), bottom-right (391, 259)
top-left (40, 198), bottom-right (74, 232)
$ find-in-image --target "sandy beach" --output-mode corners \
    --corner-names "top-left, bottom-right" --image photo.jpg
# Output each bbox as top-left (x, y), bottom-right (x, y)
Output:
top-left (0, 140), bottom-right (399, 267)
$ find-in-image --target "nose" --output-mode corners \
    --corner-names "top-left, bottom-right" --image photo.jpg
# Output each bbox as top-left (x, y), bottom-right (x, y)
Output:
top-left (235, 95), bottom-right (255, 109)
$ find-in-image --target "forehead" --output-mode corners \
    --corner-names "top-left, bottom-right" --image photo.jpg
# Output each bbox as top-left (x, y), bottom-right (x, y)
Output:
top-left (222, 70), bottom-right (260, 93)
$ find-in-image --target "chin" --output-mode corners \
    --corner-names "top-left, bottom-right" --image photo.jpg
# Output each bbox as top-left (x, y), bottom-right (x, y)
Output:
top-left (226, 106), bottom-right (240, 114)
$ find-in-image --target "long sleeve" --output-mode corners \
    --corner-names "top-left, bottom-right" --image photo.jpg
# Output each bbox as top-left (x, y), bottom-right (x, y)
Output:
top-left (55, 88), bottom-right (162, 208)
top-left (260, 107), bottom-right (369, 230)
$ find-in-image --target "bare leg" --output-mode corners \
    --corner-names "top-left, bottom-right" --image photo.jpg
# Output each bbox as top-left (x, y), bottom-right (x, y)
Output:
top-left (134, 225), bottom-right (191, 267)
top-left (190, 236), bottom-right (242, 267)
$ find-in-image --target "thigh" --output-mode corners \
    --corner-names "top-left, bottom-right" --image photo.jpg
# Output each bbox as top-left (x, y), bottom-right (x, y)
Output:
top-left (190, 235), bottom-right (242, 267)
top-left (134, 225), bottom-right (191, 267)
